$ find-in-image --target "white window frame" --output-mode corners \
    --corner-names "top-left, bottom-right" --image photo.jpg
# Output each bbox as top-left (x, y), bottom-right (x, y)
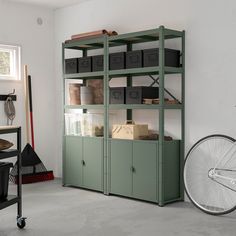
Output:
top-left (0, 44), bottom-right (21, 81)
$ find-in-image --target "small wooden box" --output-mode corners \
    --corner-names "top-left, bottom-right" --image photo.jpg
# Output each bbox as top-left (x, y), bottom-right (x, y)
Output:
top-left (112, 121), bottom-right (148, 140)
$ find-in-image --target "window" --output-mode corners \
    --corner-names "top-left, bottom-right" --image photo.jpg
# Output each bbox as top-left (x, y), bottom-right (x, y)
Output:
top-left (0, 44), bottom-right (21, 80)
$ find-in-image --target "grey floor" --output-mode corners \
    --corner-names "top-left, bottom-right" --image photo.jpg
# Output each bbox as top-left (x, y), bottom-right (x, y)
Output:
top-left (0, 179), bottom-right (235, 236)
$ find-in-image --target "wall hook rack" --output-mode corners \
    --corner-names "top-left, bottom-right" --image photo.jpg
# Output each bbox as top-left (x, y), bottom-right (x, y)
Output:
top-left (0, 89), bottom-right (17, 101)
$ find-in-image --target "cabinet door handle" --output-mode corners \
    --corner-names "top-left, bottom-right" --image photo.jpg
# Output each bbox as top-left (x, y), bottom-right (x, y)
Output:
top-left (130, 166), bottom-right (135, 173)
top-left (81, 160), bottom-right (85, 166)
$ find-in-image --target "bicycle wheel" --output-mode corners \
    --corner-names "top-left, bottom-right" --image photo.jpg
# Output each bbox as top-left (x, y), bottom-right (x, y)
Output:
top-left (184, 134), bottom-right (236, 215)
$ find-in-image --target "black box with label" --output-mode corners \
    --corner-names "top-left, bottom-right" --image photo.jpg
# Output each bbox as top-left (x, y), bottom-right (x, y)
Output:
top-left (126, 50), bottom-right (143, 69)
top-left (143, 48), bottom-right (180, 67)
top-left (126, 86), bottom-right (159, 104)
top-left (92, 55), bottom-right (103, 72)
top-left (110, 87), bottom-right (126, 104)
top-left (65, 58), bottom-right (78, 74)
top-left (109, 52), bottom-right (125, 70)
top-left (78, 56), bottom-right (92, 73)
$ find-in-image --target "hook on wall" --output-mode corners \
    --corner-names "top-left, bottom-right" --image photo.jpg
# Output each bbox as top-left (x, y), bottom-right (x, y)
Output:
top-left (0, 89), bottom-right (17, 101)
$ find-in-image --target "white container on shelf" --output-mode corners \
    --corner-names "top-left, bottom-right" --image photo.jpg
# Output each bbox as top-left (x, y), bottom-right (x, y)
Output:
top-left (65, 113), bottom-right (81, 136)
top-left (80, 86), bottom-right (94, 105)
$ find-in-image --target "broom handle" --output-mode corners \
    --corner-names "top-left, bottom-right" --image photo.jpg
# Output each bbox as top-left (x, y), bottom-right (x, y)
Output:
top-left (23, 65), bottom-right (30, 144)
top-left (28, 75), bottom-right (35, 150)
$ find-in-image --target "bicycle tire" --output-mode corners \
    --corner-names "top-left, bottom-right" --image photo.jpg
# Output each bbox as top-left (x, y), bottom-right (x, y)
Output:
top-left (184, 134), bottom-right (236, 215)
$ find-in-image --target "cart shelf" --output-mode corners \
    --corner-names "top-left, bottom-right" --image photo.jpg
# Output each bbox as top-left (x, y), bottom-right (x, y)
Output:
top-left (0, 195), bottom-right (20, 210)
top-left (0, 150), bottom-right (20, 160)
top-left (0, 126), bottom-right (26, 229)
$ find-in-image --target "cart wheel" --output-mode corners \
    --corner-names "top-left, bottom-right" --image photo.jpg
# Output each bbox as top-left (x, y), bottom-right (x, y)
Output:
top-left (17, 218), bottom-right (26, 229)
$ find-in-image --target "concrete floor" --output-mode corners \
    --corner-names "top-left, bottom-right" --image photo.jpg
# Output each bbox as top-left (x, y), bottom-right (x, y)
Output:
top-left (0, 179), bottom-right (235, 236)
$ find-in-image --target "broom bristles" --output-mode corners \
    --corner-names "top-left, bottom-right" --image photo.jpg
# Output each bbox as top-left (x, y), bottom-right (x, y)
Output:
top-left (10, 171), bottom-right (54, 184)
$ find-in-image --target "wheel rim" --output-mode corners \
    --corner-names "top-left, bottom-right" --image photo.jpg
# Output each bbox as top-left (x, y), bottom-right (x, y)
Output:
top-left (184, 135), bottom-right (236, 215)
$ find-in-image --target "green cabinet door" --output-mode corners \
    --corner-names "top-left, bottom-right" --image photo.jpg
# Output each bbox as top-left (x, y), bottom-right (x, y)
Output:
top-left (64, 136), bottom-right (83, 187)
top-left (110, 140), bottom-right (132, 197)
top-left (83, 137), bottom-right (103, 191)
top-left (163, 140), bottom-right (180, 201)
top-left (133, 141), bottom-right (157, 202)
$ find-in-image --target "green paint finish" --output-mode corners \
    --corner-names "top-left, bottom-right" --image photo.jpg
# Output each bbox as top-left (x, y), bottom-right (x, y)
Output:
top-left (163, 140), bottom-right (180, 202)
top-left (110, 140), bottom-right (132, 197)
top-left (108, 104), bottom-right (183, 110)
top-left (83, 137), bottom-right (103, 191)
top-left (64, 71), bottom-right (104, 79)
top-left (133, 142), bottom-right (157, 202)
top-left (103, 36), bottom-right (109, 195)
top-left (64, 136), bottom-right (83, 186)
top-left (158, 25), bottom-right (165, 206)
top-left (65, 105), bottom-right (105, 110)
top-left (63, 26), bottom-right (185, 206)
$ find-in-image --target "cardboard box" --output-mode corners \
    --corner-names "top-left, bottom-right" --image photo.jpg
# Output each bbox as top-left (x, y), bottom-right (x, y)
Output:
top-left (112, 121), bottom-right (148, 140)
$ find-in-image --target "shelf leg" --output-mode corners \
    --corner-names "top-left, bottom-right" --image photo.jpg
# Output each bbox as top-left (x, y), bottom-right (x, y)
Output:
top-left (158, 25), bottom-right (165, 206)
top-left (17, 127), bottom-right (22, 218)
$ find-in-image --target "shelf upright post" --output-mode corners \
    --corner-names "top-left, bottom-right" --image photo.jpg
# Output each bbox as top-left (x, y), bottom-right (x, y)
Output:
top-left (82, 49), bottom-right (88, 114)
top-left (62, 43), bottom-right (66, 186)
top-left (127, 43), bottom-right (133, 121)
top-left (104, 36), bottom-right (109, 195)
top-left (180, 31), bottom-right (185, 200)
top-left (17, 127), bottom-right (22, 218)
top-left (158, 25), bottom-right (165, 206)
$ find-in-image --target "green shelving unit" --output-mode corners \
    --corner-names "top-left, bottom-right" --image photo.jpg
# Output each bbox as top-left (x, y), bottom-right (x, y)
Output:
top-left (62, 25), bottom-right (185, 206)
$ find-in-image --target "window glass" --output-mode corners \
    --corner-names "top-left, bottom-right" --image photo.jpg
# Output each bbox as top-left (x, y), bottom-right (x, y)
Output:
top-left (0, 44), bottom-right (21, 80)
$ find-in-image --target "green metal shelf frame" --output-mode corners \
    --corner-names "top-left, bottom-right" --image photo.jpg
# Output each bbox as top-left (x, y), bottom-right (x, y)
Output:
top-left (65, 105), bottom-right (105, 110)
top-left (108, 66), bottom-right (182, 78)
top-left (63, 71), bottom-right (104, 79)
top-left (62, 25), bottom-right (185, 205)
top-left (109, 104), bottom-right (183, 110)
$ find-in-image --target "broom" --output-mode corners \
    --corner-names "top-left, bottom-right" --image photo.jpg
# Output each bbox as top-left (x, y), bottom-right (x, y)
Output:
top-left (10, 65), bottom-right (54, 184)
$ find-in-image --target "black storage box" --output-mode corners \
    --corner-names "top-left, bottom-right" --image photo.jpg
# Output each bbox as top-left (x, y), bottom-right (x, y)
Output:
top-left (110, 87), bottom-right (126, 104)
top-left (126, 86), bottom-right (159, 104)
top-left (92, 55), bottom-right (104, 72)
top-left (109, 52), bottom-right (125, 70)
top-left (0, 162), bottom-right (13, 199)
top-left (143, 48), bottom-right (180, 67)
top-left (78, 56), bottom-right (92, 73)
top-left (126, 50), bottom-right (143, 69)
top-left (65, 58), bottom-right (78, 74)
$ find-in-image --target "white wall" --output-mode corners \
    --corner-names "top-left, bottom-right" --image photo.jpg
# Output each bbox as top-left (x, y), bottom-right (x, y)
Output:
top-left (0, 1), bottom-right (57, 174)
top-left (54, 0), bottom-right (236, 177)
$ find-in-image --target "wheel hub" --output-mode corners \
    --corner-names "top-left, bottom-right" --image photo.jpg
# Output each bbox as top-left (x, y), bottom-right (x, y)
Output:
top-left (208, 168), bottom-right (216, 179)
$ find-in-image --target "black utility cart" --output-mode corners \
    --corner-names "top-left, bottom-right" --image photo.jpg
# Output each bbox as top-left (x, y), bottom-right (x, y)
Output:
top-left (0, 126), bottom-right (26, 229)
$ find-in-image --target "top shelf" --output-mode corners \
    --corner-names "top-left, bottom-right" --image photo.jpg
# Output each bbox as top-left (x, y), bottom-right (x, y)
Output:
top-left (63, 27), bottom-right (184, 50)
top-left (0, 126), bottom-right (20, 134)
top-left (108, 28), bottom-right (183, 46)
